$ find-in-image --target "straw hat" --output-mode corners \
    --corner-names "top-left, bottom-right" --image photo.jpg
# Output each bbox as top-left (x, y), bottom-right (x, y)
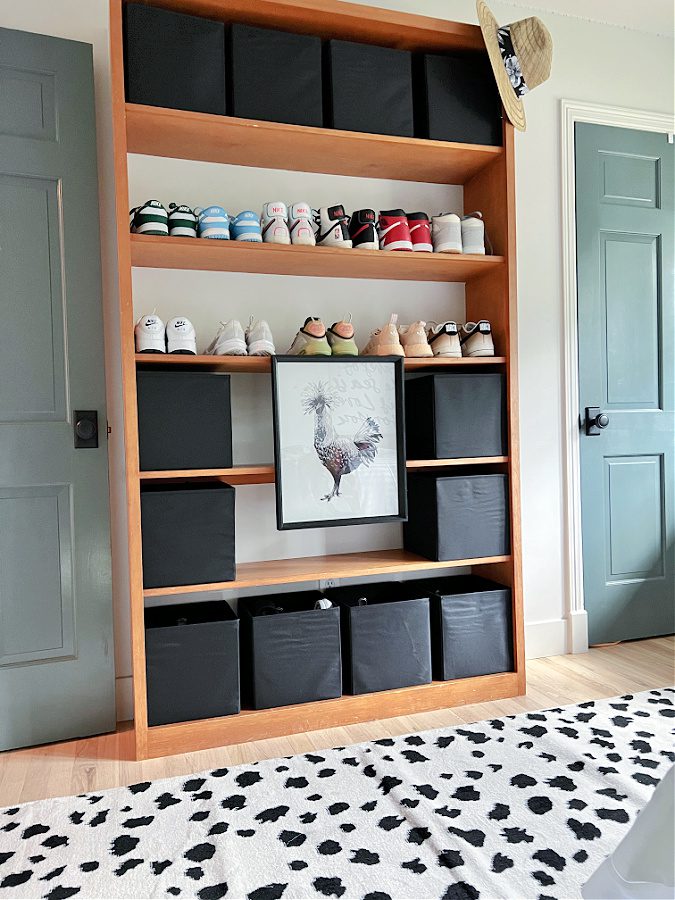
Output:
top-left (476, 0), bottom-right (552, 132)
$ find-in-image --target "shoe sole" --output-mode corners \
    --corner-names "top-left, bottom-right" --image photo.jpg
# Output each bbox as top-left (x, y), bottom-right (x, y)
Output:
top-left (169, 349), bottom-right (196, 355)
top-left (463, 349), bottom-right (495, 357)
top-left (353, 241), bottom-right (379, 251)
top-left (412, 243), bottom-right (433, 252)
top-left (136, 336), bottom-right (165, 352)
top-left (381, 240), bottom-right (413, 251)
top-left (289, 337), bottom-right (332, 356)
top-left (434, 243), bottom-right (462, 253)
top-left (134, 225), bottom-right (169, 236)
top-left (462, 247), bottom-right (486, 255)
top-left (433, 350), bottom-right (462, 358)
top-left (136, 347), bottom-right (165, 354)
top-left (200, 230), bottom-right (230, 239)
top-left (247, 340), bottom-right (275, 356)
top-left (167, 338), bottom-right (197, 354)
top-left (234, 234), bottom-right (263, 242)
top-left (210, 338), bottom-right (247, 356)
top-left (263, 236), bottom-right (291, 245)
top-left (329, 337), bottom-right (359, 356)
top-left (169, 227), bottom-right (197, 238)
top-left (362, 344), bottom-right (404, 356)
top-left (403, 343), bottom-right (433, 358)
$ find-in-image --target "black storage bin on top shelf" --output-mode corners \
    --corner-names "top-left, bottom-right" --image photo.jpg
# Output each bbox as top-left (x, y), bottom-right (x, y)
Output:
top-left (137, 370), bottom-right (232, 471)
top-left (239, 592), bottom-right (341, 710)
top-left (229, 24), bottom-right (323, 127)
top-left (145, 600), bottom-right (240, 726)
top-left (414, 52), bottom-right (502, 146)
top-left (327, 583), bottom-right (432, 695)
top-left (404, 472), bottom-right (509, 561)
top-left (405, 372), bottom-right (507, 460)
top-left (124, 3), bottom-right (226, 115)
top-left (140, 482), bottom-right (235, 588)
top-left (325, 40), bottom-right (414, 137)
top-left (405, 575), bottom-right (513, 680)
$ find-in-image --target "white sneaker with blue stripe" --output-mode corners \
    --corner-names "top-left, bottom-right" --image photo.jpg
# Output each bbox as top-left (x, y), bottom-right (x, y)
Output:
top-left (230, 211), bottom-right (262, 242)
top-left (195, 205), bottom-right (230, 239)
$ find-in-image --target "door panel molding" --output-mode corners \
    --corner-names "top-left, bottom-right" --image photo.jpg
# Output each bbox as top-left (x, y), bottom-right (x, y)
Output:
top-left (560, 100), bottom-right (674, 653)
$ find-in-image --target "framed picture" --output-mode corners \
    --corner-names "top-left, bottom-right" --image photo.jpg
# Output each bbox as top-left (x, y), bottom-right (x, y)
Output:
top-left (271, 356), bottom-right (407, 530)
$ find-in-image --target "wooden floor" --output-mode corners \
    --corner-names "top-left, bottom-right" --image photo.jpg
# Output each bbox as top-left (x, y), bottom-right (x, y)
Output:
top-left (1, 637), bottom-right (673, 808)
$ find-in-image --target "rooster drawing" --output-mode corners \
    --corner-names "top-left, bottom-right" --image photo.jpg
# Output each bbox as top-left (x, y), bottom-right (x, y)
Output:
top-left (303, 381), bottom-right (382, 502)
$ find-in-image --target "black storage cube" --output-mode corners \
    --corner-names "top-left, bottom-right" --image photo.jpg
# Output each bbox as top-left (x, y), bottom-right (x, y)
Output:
top-left (414, 52), bottom-right (502, 145)
top-left (406, 575), bottom-right (513, 680)
top-left (229, 25), bottom-right (322, 127)
top-left (239, 592), bottom-right (341, 709)
top-left (145, 600), bottom-right (240, 726)
top-left (325, 40), bottom-right (414, 137)
top-left (124, 4), bottom-right (226, 115)
top-left (327, 583), bottom-right (431, 695)
top-left (137, 371), bottom-right (232, 471)
top-left (141, 483), bottom-right (235, 588)
top-left (405, 372), bottom-right (507, 460)
top-left (404, 473), bottom-right (510, 561)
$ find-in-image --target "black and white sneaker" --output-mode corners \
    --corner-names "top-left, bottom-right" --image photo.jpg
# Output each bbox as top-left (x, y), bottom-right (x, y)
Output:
top-left (348, 209), bottom-right (378, 250)
top-left (460, 320), bottom-right (495, 357)
top-left (427, 321), bottom-right (461, 358)
top-left (168, 203), bottom-right (198, 238)
top-left (312, 205), bottom-right (352, 248)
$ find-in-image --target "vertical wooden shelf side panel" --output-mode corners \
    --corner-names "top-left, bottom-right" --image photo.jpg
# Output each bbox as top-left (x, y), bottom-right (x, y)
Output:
top-left (465, 120), bottom-right (525, 692)
top-left (109, 0), bottom-right (150, 758)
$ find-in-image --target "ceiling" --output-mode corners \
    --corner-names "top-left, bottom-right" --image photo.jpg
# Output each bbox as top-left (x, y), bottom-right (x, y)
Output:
top-left (501, 0), bottom-right (674, 37)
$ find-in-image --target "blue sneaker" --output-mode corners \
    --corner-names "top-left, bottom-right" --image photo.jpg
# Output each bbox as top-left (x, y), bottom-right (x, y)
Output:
top-left (195, 205), bottom-right (230, 239)
top-left (230, 210), bottom-right (262, 243)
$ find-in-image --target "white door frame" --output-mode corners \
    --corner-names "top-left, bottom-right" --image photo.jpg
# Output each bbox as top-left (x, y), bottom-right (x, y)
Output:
top-left (560, 99), bottom-right (674, 653)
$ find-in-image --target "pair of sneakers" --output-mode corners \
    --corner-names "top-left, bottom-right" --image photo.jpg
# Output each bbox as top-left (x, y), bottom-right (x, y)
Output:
top-left (287, 316), bottom-right (358, 356)
top-left (376, 210), bottom-right (434, 252)
top-left (205, 318), bottom-right (275, 357)
top-left (261, 202), bottom-right (316, 246)
top-left (432, 212), bottom-right (486, 255)
top-left (193, 206), bottom-right (263, 241)
top-left (135, 313), bottom-right (196, 354)
top-left (361, 315), bottom-right (432, 358)
top-left (427, 320), bottom-right (495, 358)
top-left (130, 200), bottom-right (199, 238)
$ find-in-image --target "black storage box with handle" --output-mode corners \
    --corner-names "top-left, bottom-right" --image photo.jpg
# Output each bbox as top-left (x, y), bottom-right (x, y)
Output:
top-left (140, 482), bottom-right (235, 588)
top-left (404, 472), bottom-right (510, 561)
top-left (414, 52), bottom-right (502, 145)
top-left (406, 575), bottom-right (513, 680)
top-left (145, 600), bottom-right (240, 726)
top-left (405, 372), bottom-right (507, 460)
top-left (239, 591), bottom-right (342, 710)
top-left (326, 583), bottom-right (432, 694)
top-left (124, 3), bottom-right (227, 115)
top-left (324, 40), bottom-right (414, 136)
top-left (229, 24), bottom-right (323, 127)
top-left (137, 370), bottom-right (232, 471)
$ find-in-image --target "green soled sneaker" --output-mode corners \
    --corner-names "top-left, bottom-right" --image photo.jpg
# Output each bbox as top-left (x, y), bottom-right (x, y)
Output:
top-left (168, 203), bottom-right (198, 237)
top-left (129, 199), bottom-right (169, 235)
top-left (286, 317), bottom-right (332, 356)
top-left (327, 314), bottom-right (358, 356)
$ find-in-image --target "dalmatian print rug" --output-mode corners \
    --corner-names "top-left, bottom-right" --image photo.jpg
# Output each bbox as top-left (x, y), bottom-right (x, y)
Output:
top-left (1, 689), bottom-right (673, 900)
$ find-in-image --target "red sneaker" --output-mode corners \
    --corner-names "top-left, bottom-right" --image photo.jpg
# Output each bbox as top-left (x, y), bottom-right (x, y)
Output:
top-left (407, 211), bottom-right (433, 252)
top-left (378, 208), bottom-right (412, 251)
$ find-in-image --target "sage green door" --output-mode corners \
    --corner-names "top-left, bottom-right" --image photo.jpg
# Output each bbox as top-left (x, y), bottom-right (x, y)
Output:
top-left (576, 123), bottom-right (674, 645)
top-left (0, 28), bottom-right (115, 750)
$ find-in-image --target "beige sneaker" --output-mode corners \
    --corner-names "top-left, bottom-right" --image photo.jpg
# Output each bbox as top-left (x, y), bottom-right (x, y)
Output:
top-left (362, 313), bottom-right (404, 357)
top-left (427, 321), bottom-right (461, 358)
top-left (398, 320), bottom-right (433, 358)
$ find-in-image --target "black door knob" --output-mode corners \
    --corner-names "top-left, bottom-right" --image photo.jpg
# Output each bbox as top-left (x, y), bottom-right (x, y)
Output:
top-left (584, 407), bottom-right (610, 436)
top-left (596, 413), bottom-right (609, 429)
top-left (73, 410), bottom-right (99, 448)
top-left (76, 418), bottom-right (96, 441)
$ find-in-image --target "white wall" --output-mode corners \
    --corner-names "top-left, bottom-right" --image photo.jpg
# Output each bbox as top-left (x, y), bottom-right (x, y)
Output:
top-left (2, 1), bottom-right (673, 721)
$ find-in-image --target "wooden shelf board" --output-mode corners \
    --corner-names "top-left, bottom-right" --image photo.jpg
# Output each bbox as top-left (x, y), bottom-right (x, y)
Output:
top-left (126, 104), bottom-right (503, 184)
top-left (130, 234), bottom-right (504, 282)
top-left (135, 354), bottom-right (507, 372)
top-left (142, 549), bottom-right (512, 596)
top-left (145, 670), bottom-right (521, 757)
top-left (139, 457), bottom-right (509, 483)
top-left (136, 0), bottom-right (484, 54)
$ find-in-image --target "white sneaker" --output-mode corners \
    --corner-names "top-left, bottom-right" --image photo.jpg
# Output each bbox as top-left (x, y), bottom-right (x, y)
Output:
top-left (312, 205), bottom-right (352, 248)
top-left (205, 320), bottom-right (247, 356)
top-left (461, 212), bottom-right (486, 255)
top-left (460, 320), bottom-right (495, 357)
top-left (166, 316), bottom-right (197, 355)
top-left (288, 202), bottom-right (316, 246)
top-left (432, 213), bottom-right (462, 254)
top-left (246, 317), bottom-right (275, 356)
top-left (261, 201), bottom-right (291, 245)
top-left (427, 321), bottom-right (461, 358)
top-left (135, 312), bottom-right (165, 353)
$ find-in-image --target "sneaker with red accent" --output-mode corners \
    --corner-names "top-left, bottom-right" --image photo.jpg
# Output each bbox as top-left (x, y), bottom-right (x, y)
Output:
top-left (407, 212), bottom-right (433, 252)
top-left (348, 209), bottom-right (378, 250)
top-left (261, 201), bottom-right (291, 245)
top-left (378, 209), bottom-right (412, 251)
top-left (312, 205), bottom-right (352, 248)
top-left (288, 202), bottom-right (316, 246)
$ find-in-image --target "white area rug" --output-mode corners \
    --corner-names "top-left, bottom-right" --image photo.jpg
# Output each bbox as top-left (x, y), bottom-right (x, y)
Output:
top-left (1, 689), bottom-right (673, 900)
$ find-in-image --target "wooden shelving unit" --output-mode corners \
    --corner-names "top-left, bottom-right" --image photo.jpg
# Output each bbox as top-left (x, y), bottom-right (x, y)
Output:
top-left (111, 0), bottom-right (524, 760)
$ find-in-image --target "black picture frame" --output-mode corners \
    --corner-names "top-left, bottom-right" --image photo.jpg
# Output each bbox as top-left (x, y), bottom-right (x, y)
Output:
top-left (271, 356), bottom-right (407, 530)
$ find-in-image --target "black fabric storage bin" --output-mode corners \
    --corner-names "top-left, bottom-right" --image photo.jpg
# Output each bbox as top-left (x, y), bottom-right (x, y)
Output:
top-left (327, 584), bottom-right (431, 695)
top-left (405, 372), bottom-right (507, 460)
top-left (406, 575), bottom-right (513, 680)
top-left (137, 371), bottom-right (232, 471)
top-left (124, 4), bottom-right (226, 115)
top-left (404, 473), bottom-right (509, 561)
top-left (325, 40), bottom-right (414, 136)
top-left (414, 52), bottom-right (502, 145)
top-left (239, 592), bottom-right (341, 710)
top-left (145, 600), bottom-right (240, 726)
top-left (229, 25), bottom-right (322, 127)
top-left (141, 483), bottom-right (235, 588)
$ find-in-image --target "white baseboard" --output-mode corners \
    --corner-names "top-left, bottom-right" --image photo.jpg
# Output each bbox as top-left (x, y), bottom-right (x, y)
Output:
top-left (525, 618), bottom-right (568, 659)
